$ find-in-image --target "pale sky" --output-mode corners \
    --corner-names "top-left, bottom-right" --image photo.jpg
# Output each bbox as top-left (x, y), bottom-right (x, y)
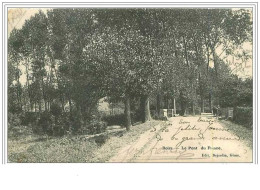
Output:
top-left (8, 8), bottom-right (49, 37)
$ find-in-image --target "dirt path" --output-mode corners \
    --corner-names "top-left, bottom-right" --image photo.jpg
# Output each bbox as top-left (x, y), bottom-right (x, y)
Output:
top-left (109, 116), bottom-right (252, 162)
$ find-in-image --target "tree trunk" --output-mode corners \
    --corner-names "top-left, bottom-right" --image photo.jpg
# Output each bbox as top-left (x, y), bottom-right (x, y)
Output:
top-left (156, 93), bottom-right (161, 116)
top-left (44, 101), bottom-right (48, 111)
top-left (209, 92), bottom-right (212, 113)
top-left (68, 97), bottom-right (72, 113)
top-left (61, 97), bottom-right (65, 112)
top-left (48, 101), bottom-right (51, 111)
top-left (180, 91), bottom-right (186, 116)
top-left (201, 98), bottom-right (204, 113)
top-left (41, 76), bottom-right (47, 112)
top-left (191, 102), bottom-right (195, 115)
top-left (206, 45), bottom-right (210, 73)
top-left (111, 103), bottom-right (114, 115)
top-left (30, 103), bottom-right (33, 112)
top-left (173, 97), bottom-right (176, 115)
top-left (164, 95), bottom-right (168, 110)
top-left (210, 46), bottom-right (218, 78)
top-left (173, 34), bottom-right (178, 58)
top-left (191, 83), bottom-right (195, 115)
top-left (38, 101), bottom-right (42, 113)
top-left (198, 72), bottom-right (204, 113)
top-left (183, 36), bottom-right (189, 67)
top-left (124, 96), bottom-right (132, 131)
top-left (140, 95), bottom-right (152, 123)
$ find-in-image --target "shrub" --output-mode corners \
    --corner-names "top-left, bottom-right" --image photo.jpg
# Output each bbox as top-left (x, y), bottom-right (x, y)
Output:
top-left (8, 113), bottom-right (22, 137)
top-left (130, 112), bottom-right (141, 124)
top-left (8, 113), bottom-right (21, 128)
top-left (153, 114), bottom-right (168, 121)
top-left (50, 103), bottom-right (62, 117)
top-left (21, 112), bottom-right (39, 126)
top-left (102, 112), bottom-right (140, 127)
top-left (22, 107), bottom-right (112, 136)
top-left (37, 111), bottom-right (54, 135)
top-left (102, 114), bottom-right (126, 126)
top-left (87, 120), bottom-right (107, 135)
top-left (55, 113), bottom-right (71, 136)
top-left (233, 107), bottom-right (253, 128)
top-left (8, 113), bottom-right (33, 138)
top-left (70, 110), bottom-right (84, 133)
top-left (37, 111), bottom-right (73, 136)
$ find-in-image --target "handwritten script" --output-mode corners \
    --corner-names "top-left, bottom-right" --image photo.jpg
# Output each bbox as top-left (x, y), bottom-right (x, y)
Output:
top-left (112, 117), bottom-right (252, 162)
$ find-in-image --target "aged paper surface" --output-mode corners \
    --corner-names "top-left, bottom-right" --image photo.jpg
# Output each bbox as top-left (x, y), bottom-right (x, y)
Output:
top-left (110, 117), bottom-right (252, 162)
top-left (7, 7), bottom-right (253, 163)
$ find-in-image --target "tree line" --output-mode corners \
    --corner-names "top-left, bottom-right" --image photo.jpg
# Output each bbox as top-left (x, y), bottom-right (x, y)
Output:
top-left (8, 8), bottom-right (253, 132)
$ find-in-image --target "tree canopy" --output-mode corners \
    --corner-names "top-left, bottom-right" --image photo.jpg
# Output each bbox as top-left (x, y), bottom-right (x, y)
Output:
top-left (8, 8), bottom-right (253, 132)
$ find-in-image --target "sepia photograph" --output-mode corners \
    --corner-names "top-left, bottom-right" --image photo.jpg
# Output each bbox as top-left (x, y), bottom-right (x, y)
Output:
top-left (6, 6), bottom-right (254, 163)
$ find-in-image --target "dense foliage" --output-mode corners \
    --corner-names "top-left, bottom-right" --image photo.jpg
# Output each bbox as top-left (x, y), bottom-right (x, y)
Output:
top-left (233, 107), bottom-right (253, 128)
top-left (8, 8), bottom-right (253, 134)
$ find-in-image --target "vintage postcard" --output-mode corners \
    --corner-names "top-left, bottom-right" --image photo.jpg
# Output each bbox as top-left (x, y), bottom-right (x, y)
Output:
top-left (6, 5), bottom-right (255, 163)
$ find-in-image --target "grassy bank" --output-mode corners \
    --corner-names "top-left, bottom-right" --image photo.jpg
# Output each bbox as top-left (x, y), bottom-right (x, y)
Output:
top-left (8, 120), bottom-right (160, 163)
top-left (219, 120), bottom-right (253, 149)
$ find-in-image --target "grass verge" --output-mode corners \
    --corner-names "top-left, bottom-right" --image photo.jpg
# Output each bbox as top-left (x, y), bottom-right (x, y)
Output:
top-left (219, 120), bottom-right (253, 149)
top-left (8, 120), bottom-right (160, 163)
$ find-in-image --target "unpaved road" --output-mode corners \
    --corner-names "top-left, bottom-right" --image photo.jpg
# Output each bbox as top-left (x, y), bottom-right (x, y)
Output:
top-left (109, 116), bottom-right (252, 162)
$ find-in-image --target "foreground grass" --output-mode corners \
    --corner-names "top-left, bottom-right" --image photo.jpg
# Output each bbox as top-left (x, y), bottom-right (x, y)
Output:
top-left (8, 120), bottom-right (160, 163)
top-left (219, 120), bottom-right (253, 149)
